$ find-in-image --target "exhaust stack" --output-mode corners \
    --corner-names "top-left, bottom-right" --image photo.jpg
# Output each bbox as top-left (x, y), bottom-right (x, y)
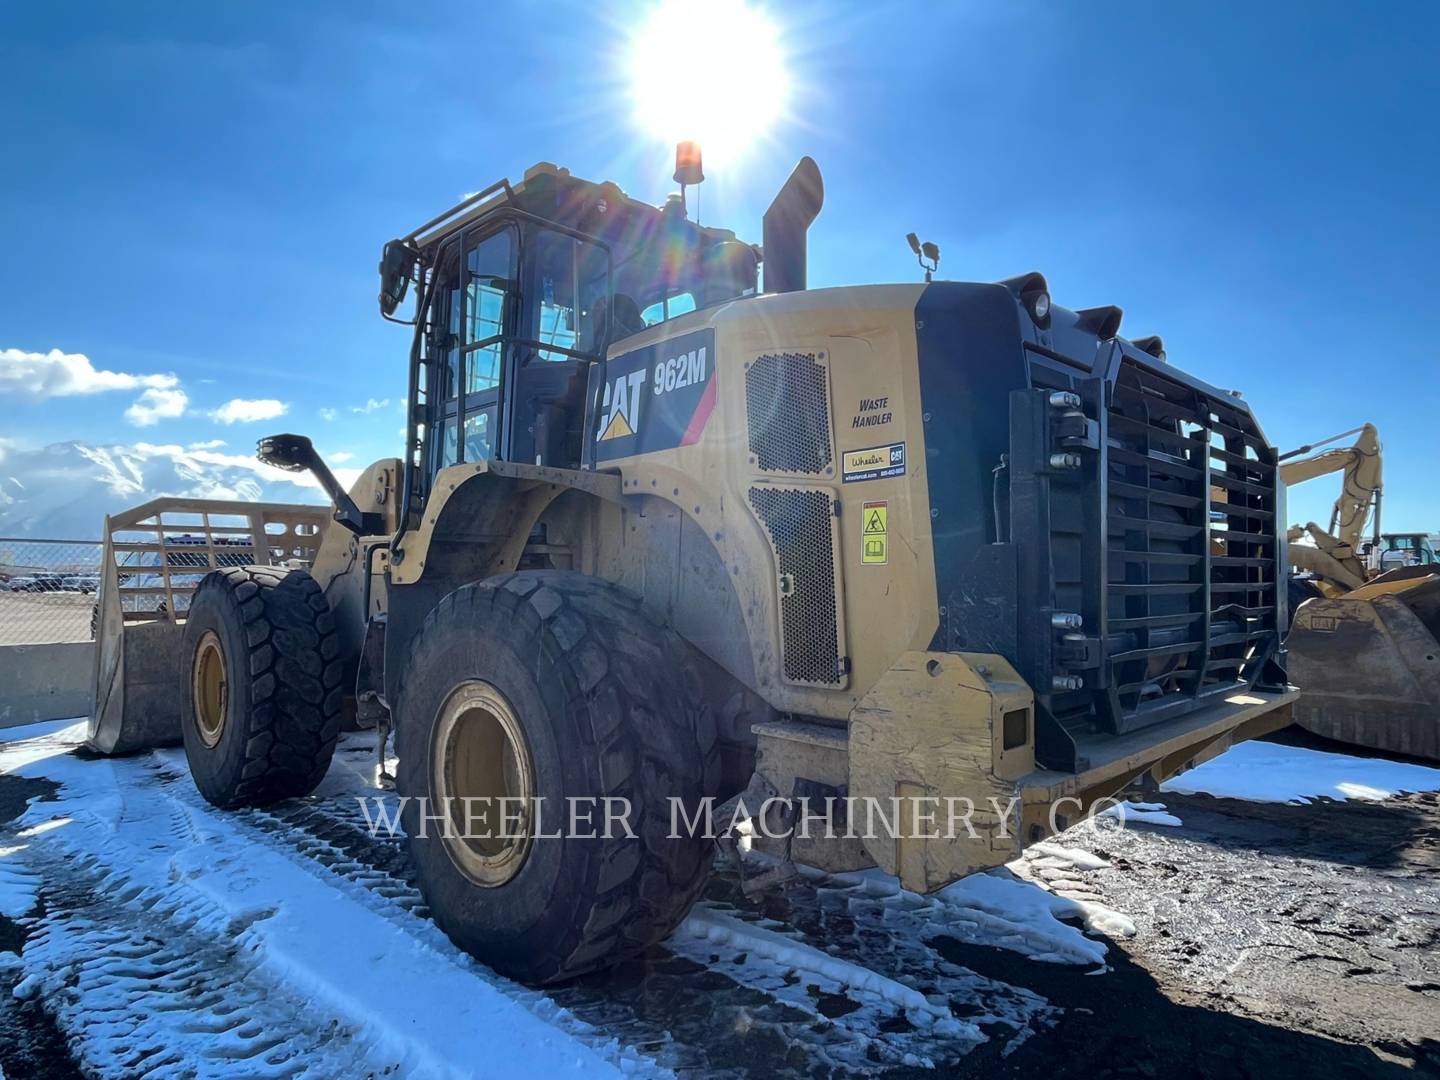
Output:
top-left (762, 157), bottom-right (824, 294)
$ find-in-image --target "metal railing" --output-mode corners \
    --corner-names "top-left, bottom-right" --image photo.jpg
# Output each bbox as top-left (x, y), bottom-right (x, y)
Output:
top-left (0, 538), bottom-right (105, 644)
top-left (96, 498), bottom-right (331, 631)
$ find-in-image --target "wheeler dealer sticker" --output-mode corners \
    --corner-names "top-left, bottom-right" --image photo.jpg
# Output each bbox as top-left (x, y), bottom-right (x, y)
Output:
top-left (842, 441), bottom-right (906, 483)
top-left (861, 501), bottom-right (888, 565)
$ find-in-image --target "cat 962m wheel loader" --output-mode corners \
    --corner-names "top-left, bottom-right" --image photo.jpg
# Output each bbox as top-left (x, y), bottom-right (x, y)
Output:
top-left (90, 149), bottom-right (1297, 983)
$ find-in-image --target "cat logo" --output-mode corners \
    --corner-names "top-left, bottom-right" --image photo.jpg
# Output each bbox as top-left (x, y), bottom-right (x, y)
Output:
top-left (597, 369), bottom-right (647, 441)
top-left (591, 327), bottom-right (716, 463)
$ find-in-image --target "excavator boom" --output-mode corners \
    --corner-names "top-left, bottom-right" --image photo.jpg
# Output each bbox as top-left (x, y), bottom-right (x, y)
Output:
top-left (1281, 422), bottom-right (1440, 761)
top-left (1278, 422), bottom-right (1381, 588)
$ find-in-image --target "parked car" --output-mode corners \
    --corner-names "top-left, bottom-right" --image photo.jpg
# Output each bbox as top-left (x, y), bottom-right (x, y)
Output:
top-left (63, 574), bottom-right (101, 593)
top-left (20, 575), bottom-right (69, 593)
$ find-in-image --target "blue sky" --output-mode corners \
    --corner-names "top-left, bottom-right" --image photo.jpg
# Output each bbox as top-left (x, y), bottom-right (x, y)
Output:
top-left (1, 1), bottom-right (1436, 529)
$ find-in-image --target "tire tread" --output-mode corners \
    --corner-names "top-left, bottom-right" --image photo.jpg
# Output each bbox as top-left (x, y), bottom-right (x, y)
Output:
top-left (186, 566), bottom-right (345, 807)
top-left (400, 570), bottom-right (719, 983)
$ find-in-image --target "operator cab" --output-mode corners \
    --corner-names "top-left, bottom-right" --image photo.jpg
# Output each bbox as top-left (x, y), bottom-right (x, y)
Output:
top-left (382, 161), bottom-right (758, 502)
top-left (1379, 532), bottom-right (1439, 570)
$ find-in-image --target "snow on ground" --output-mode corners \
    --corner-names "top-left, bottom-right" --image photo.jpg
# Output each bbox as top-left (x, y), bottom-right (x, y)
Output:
top-left (664, 873), bottom-right (1056, 1071)
top-left (20, 718), bottom-right (1366, 1074)
top-left (0, 854), bottom-right (39, 919)
top-left (678, 904), bottom-right (969, 1032)
top-left (14, 715), bottom-right (1434, 1074)
top-left (939, 869), bottom-right (1135, 965)
top-left (791, 862), bottom-right (1134, 970)
top-left (0, 722), bottom-right (640, 1079)
top-left (1161, 740), bottom-right (1440, 804)
top-left (0, 721), bottom-right (1137, 1076)
top-left (0, 717), bottom-right (84, 746)
top-left (1097, 800), bottom-right (1184, 828)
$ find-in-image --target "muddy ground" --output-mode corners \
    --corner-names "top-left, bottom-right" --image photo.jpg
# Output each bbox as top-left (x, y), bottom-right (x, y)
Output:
top-left (935, 782), bottom-right (1440, 1078)
top-left (2, 730), bottom-right (1437, 1078)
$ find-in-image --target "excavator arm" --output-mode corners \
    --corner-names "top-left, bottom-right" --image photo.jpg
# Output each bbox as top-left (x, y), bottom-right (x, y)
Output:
top-left (1278, 422), bottom-right (1382, 591)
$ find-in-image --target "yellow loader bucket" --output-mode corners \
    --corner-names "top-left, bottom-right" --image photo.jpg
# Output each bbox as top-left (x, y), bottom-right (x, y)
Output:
top-left (88, 498), bottom-right (330, 755)
top-left (1287, 566), bottom-right (1440, 762)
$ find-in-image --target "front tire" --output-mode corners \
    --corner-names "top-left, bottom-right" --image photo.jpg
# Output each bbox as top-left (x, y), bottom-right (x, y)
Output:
top-left (180, 566), bottom-right (345, 808)
top-left (396, 571), bottom-right (720, 984)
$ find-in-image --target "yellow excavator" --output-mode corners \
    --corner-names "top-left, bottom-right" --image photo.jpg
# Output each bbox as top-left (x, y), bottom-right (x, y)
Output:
top-left (1280, 424), bottom-right (1440, 760)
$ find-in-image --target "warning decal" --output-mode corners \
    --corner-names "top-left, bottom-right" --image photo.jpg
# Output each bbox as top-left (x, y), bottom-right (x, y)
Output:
top-left (861, 500), bottom-right (888, 565)
top-left (843, 441), bottom-right (906, 483)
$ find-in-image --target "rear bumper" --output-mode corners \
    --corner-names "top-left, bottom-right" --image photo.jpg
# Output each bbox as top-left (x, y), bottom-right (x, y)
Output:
top-left (844, 651), bottom-right (1295, 893)
top-left (1019, 685), bottom-right (1298, 830)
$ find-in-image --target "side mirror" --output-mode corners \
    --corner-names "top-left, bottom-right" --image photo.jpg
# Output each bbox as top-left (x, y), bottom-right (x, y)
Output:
top-left (256, 432), bottom-right (317, 473)
top-left (378, 239), bottom-right (415, 317)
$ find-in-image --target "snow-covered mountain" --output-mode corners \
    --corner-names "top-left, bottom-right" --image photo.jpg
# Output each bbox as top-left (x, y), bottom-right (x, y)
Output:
top-left (0, 440), bottom-right (341, 539)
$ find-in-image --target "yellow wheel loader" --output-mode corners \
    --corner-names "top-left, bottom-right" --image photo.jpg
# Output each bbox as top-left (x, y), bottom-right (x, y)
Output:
top-left (1279, 425), bottom-right (1440, 760)
top-left (90, 151), bottom-right (1297, 983)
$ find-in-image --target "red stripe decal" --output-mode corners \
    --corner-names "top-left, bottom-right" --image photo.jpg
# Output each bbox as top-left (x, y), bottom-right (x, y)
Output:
top-left (679, 375), bottom-right (717, 447)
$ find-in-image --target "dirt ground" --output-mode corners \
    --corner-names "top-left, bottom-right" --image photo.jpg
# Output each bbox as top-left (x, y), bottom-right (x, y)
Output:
top-left (2, 730), bottom-right (1437, 1078)
top-left (933, 783), bottom-right (1440, 1078)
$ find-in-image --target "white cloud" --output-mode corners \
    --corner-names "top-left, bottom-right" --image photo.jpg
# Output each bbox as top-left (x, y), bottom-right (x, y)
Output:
top-left (318, 407), bottom-right (338, 421)
top-left (329, 451), bottom-right (355, 463)
top-left (0, 438), bottom-right (374, 536)
top-left (187, 439), bottom-right (227, 450)
top-left (351, 398), bottom-right (390, 415)
top-left (0, 347), bottom-right (178, 399)
top-left (127, 441), bottom-right (360, 492)
top-left (125, 387), bottom-right (189, 427)
top-left (211, 398), bottom-right (288, 425)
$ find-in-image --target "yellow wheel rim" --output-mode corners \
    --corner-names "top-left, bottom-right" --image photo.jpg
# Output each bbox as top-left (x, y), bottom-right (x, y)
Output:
top-left (431, 681), bottom-right (535, 888)
top-left (192, 630), bottom-right (228, 749)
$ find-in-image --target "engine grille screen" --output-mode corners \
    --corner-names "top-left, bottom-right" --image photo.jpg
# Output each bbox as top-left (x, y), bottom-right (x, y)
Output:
top-left (748, 486), bottom-right (845, 686)
top-left (745, 352), bottom-right (833, 474)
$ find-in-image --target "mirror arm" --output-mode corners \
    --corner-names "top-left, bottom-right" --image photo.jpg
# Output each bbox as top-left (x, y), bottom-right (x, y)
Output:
top-left (257, 433), bottom-right (384, 536)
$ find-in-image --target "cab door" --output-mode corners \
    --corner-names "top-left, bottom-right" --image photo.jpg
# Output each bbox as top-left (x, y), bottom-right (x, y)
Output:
top-left (429, 225), bottom-right (518, 478)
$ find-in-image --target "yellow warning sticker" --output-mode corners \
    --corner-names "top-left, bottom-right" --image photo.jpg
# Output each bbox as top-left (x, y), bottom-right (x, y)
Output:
top-left (861, 501), bottom-right (888, 565)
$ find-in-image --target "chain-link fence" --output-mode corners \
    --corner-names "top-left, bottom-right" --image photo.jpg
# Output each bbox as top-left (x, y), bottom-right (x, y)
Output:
top-left (0, 538), bottom-right (105, 645)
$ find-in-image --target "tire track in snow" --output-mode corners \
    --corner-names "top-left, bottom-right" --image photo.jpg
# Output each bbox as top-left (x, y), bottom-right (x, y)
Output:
top-left (4, 741), bottom-right (639, 1080)
top-left (137, 755), bottom-right (657, 1076)
top-left (220, 756), bottom-right (1060, 1075)
top-left (12, 731), bottom-right (1088, 1078)
top-left (14, 856), bottom-right (386, 1079)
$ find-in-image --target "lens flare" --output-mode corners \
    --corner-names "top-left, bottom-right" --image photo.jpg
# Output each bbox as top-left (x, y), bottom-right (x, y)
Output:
top-left (628, 0), bottom-right (790, 165)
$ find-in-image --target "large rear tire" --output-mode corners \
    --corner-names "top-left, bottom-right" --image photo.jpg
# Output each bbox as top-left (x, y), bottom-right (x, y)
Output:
top-left (395, 571), bottom-right (720, 984)
top-left (180, 566), bottom-right (345, 808)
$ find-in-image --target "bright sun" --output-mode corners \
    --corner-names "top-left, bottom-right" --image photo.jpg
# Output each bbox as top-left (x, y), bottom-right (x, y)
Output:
top-left (628, 0), bottom-right (790, 164)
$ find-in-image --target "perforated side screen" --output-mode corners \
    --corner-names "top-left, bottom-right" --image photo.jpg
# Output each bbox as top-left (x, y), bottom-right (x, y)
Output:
top-left (747, 486), bottom-right (844, 686)
top-left (745, 352), bottom-right (833, 474)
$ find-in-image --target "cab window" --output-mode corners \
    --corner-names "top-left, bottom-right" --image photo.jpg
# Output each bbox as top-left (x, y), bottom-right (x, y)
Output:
top-left (430, 226), bottom-right (515, 477)
top-left (464, 231), bottom-right (513, 391)
top-left (528, 229), bottom-right (608, 362)
top-left (639, 291), bottom-right (696, 327)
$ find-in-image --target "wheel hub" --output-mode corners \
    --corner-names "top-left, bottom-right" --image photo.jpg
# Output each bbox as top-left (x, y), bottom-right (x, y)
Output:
top-left (192, 631), bottom-right (228, 748)
top-left (431, 681), bottom-right (536, 887)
